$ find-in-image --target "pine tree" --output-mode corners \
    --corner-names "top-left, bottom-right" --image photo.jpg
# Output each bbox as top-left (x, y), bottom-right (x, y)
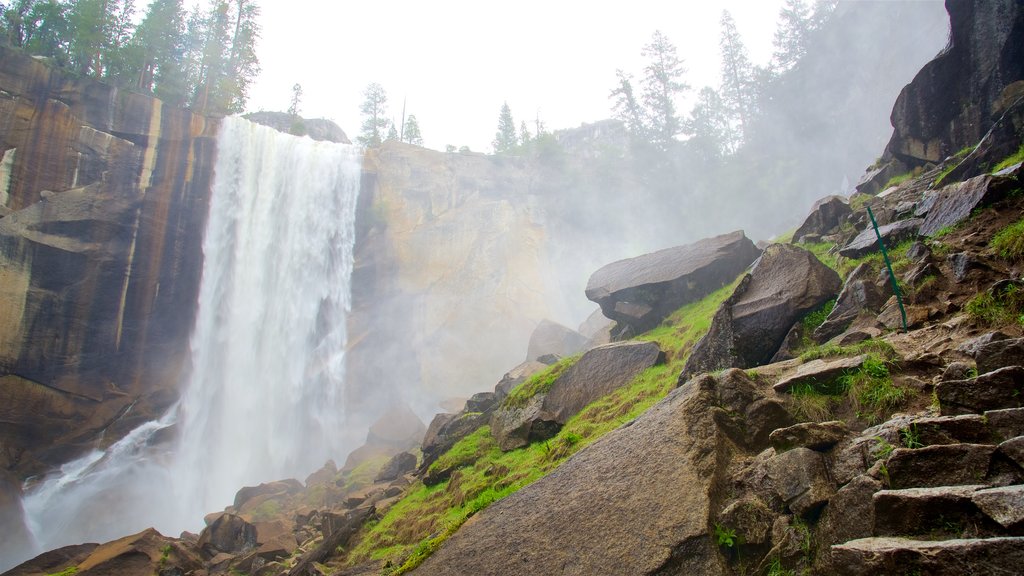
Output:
top-left (220, 0), bottom-right (260, 113)
top-left (288, 82), bottom-right (302, 116)
top-left (519, 120), bottom-right (531, 146)
top-left (610, 69), bottom-right (647, 138)
top-left (15, 1), bottom-right (71, 65)
top-left (772, 0), bottom-right (811, 72)
top-left (357, 82), bottom-right (388, 147)
top-left (640, 30), bottom-right (688, 149)
top-left (385, 122), bottom-right (398, 141)
top-left (719, 10), bottom-right (755, 143)
top-left (403, 114), bottom-right (423, 146)
top-left (492, 101), bottom-right (517, 153)
top-left (128, 0), bottom-right (186, 99)
top-left (685, 86), bottom-right (736, 159)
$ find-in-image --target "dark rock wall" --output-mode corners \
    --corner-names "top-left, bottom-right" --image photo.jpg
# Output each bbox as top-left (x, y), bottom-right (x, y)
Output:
top-left (0, 46), bottom-right (217, 480)
top-left (887, 0), bottom-right (1024, 164)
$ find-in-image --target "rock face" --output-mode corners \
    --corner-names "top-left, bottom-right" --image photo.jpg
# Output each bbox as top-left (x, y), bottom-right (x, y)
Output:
top-left (839, 219), bottom-right (922, 258)
top-left (243, 111), bottom-right (350, 143)
top-left (584, 230), bottom-right (761, 336)
top-left (524, 319), bottom-right (587, 362)
top-left (917, 174), bottom-right (1013, 237)
top-left (0, 46), bottom-right (216, 481)
top-left (814, 263), bottom-right (890, 342)
top-left (418, 371), bottom-right (764, 576)
top-left (887, 0), bottom-right (1024, 165)
top-left (682, 244), bottom-right (841, 379)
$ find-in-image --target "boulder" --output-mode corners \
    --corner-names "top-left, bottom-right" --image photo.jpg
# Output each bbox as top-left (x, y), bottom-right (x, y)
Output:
top-left (817, 474), bottom-right (883, 551)
top-left (493, 360), bottom-right (547, 398)
top-left (972, 485), bottom-right (1024, 529)
top-left (937, 366), bottom-right (1024, 415)
top-left (464, 392), bottom-right (499, 413)
top-left (717, 497), bottom-right (775, 545)
top-left (773, 356), bottom-right (867, 394)
top-left (957, 331), bottom-right (1010, 357)
top-left (366, 403), bottom-right (427, 450)
top-left (420, 411), bottom-right (488, 469)
top-left (416, 371), bottom-right (752, 575)
top-left (540, 341), bottom-right (664, 424)
top-left (917, 175), bottom-right (1011, 237)
top-left (985, 408), bottom-right (1024, 442)
top-left (585, 230), bottom-right (761, 334)
top-left (198, 513), bottom-right (257, 557)
top-left (908, 414), bottom-right (992, 446)
top-left (769, 421), bottom-right (849, 452)
top-left (524, 319), bottom-right (587, 362)
top-left (855, 161), bottom-right (903, 196)
top-left (839, 219), bottom-right (922, 258)
top-left (682, 244), bottom-right (842, 379)
top-left (832, 536), bottom-right (1024, 576)
top-left (577, 308), bottom-right (614, 347)
top-left (885, 444), bottom-right (996, 489)
top-left (489, 394), bottom-right (550, 452)
top-left (948, 251), bottom-right (987, 283)
top-left (71, 528), bottom-right (202, 575)
top-left (872, 485), bottom-right (985, 536)
top-left (763, 447), bottom-right (834, 517)
top-left (998, 436), bottom-right (1024, 469)
top-left (814, 264), bottom-right (890, 342)
top-left (793, 195), bottom-right (852, 243)
top-left (374, 452), bottom-right (417, 483)
top-left (974, 337), bottom-right (1024, 376)
top-left (233, 480), bottom-right (303, 510)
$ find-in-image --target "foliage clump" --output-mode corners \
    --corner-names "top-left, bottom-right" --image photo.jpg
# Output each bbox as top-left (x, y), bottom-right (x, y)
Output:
top-left (990, 216), bottom-right (1024, 262)
top-left (965, 283), bottom-right (1024, 328)
top-left (502, 355), bottom-right (580, 408)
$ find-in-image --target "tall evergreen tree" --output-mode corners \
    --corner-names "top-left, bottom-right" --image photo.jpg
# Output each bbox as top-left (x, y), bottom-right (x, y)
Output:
top-left (404, 114), bottom-right (423, 146)
top-left (357, 82), bottom-right (388, 147)
top-left (220, 0), bottom-right (260, 113)
top-left (719, 10), bottom-right (755, 143)
top-left (772, 0), bottom-right (811, 72)
top-left (685, 86), bottom-right (736, 159)
top-left (519, 120), bottom-right (531, 146)
top-left (13, 1), bottom-right (71, 64)
top-left (609, 69), bottom-right (647, 138)
top-left (385, 121), bottom-right (398, 141)
top-left (492, 101), bottom-right (517, 153)
top-left (640, 30), bottom-right (688, 149)
top-left (288, 82), bottom-right (302, 116)
top-left (128, 0), bottom-right (185, 100)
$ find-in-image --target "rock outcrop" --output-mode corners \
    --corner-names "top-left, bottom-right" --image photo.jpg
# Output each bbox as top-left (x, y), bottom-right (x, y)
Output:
top-left (682, 244), bottom-right (842, 379)
top-left (243, 111), bottom-right (350, 143)
top-left (792, 195), bottom-right (852, 243)
top-left (524, 319), bottom-right (587, 362)
top-left (0, 47), bottom-right (217, 483)
top-left (584, 230), bottom-right (761, 336)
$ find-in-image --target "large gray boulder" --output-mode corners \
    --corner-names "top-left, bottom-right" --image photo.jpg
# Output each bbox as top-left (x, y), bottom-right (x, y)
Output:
top-left (524, 319), bottom-right (587, 362)
top-left (839, 219), bottom-right (922, 258)
top-left (682, 244), bottom-right (842, 380)
top-left (917, 175), bottom-right (1012, 237)
top-left (417, 370), bottom-right (770, 575)
top-left (793, 196), bottom-right (852, 243)
top-left (814, 263), bottom-right (890, 342)
top-left (585, 230), bottom-right (761, 335)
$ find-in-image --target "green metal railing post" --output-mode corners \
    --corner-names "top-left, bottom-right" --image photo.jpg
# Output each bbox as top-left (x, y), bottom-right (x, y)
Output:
top-left (867, 206), bottom-right (908, 333)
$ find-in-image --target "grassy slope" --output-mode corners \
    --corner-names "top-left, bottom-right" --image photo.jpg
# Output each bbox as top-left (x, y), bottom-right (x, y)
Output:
top-left (339, 276), bottom-right (744, 573)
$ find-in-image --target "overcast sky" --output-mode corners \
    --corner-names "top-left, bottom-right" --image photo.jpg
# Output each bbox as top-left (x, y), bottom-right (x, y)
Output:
top-left (241, 0), bottom-right (786, 151)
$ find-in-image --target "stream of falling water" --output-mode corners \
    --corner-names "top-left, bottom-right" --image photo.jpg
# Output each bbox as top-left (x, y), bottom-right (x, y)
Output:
top-left (15, 116), bottom-right (363, 567)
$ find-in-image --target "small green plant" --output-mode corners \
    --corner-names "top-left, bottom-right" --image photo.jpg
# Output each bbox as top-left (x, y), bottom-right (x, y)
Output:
top-left (965, 283), bottom-right (1024, 327)
top-left (900, 424), bottom-right (923, 449)
top-left (714, 523), bottom-right (738, 548)
top-left (933, 145), bottom-right (974, 186)
top-left (841, 355), bottom-right (905, 423)
top-left (991, 217), bottom-right (1024, 262)
top-left (45, 568), bottom-right (79, 576)
top-left (766, 556), bottom-right (795, 576)
top-left (871, 436), bottom-right (895, 460)
top-left (883, 171), bottom-right (913, 189)
top-left (502, 355), bottom-right (579, 408)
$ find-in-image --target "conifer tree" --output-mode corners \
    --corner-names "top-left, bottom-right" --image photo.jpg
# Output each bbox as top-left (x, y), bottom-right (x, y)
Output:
top-left (357, 82), bottom-right (388, 147)
top-left (686, 86), bottom-right (736, 159)
top-left (519, 120), bottom-right (531, 146)
top-left (403, 114), bottom-right (423, 146)
top-left (719, 10), bottom-right (755, 143)
top-left (493, 101), bottom-right (517, 153)
top-left (288, 82), bottom-right (302, 116)
top-left (772, 0), bottom-right (811, 72)
top-left (610, 69), bottom-right (647, 139)
top-left (128, 0), bottom-right (186, 99)
top-left (640, 30), bottom-right (688, 149)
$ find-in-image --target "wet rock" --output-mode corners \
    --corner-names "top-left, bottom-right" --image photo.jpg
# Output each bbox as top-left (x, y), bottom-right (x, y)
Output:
top-left (872, 485), bottom-right (985, 536)
top-left (198, 513), bottom-right (257, 556)
top-left (948, 252), bottom-right (985, 283)
top-left (918, 175), bottom-right (1010, 237)
top-left (885, 444), bottom-right (996, 489)
top-left (908, 414), bottom-right (991, 446)
top-left (815, 264), bottom-right (889, 342)
top-left (793, 195), bottom-right (852, 243)
top-left (233, 480), bottom-right (302, 510)
top-left (937, 366), bottom-right (1024, 415)
top-left (974, 337), bottom-right (1024, 376)
top-left (490, 395), bottom-right (549, 452)
top-left (998, 436), bottom-right (1024, 469)
top-left (464, 392), bottom-right (498, 413)
top-left (493, 360), bottom-right (546, 398)
top-left (374, 452), bottom-right (417, 483)
top-left (831, 536), bottom-right (1024, 576)
top-left (524, 319), bottom-right (587, 362)
top-left (420, 411), bottom-right (488, 470)
top-left (877, 298), bottom-right (931, 330)
top-left (773, 356), bottom-right (867, 394)
top-left (764, 447), bottom-right (834, 517)
top-left (839, 219), bottom-right (922, 259)
top-left (941, 362), bottom-right (975, 382)
top-left (972, 485), bottom-right (1024, 528)
top-left (718, 497), bottom-right (775, 545)
top-left (818, 474), bottom-right (883, 548)
top-left (855, 161), bottom-right (903, 196)
top-left (769, 421), bottom-right (850, 452)
top-left (905, 241), bottom-right (931, 263)
top-left (682, 244), bottom-right (841, 379)
top-left (585, 230), bottom-right (761, 334)
top-left (957, 331), bottom-right (1010, 356)
top-left (986, 408), bottom-right (1024, 442)
top-left (577, 308), bottom-right (614, 348)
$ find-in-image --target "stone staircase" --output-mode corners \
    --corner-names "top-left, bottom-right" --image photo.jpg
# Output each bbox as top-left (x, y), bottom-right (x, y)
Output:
top-left (829, 337), bottom-right (1024, 575)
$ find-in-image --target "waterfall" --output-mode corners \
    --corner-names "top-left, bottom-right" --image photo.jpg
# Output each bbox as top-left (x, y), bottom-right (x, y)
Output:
top-left (14, 117), bottom-right (363, 567)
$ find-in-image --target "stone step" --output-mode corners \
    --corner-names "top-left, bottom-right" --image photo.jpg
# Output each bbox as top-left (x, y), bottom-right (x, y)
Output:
top-left (885, 443), bottom-right (996, 489)
top-left (872, 485), bottom-right (989, 537)
top-left (903, 414), bottom-right (992, 446)
top-left (831, 536), bottom-right (1024, 575)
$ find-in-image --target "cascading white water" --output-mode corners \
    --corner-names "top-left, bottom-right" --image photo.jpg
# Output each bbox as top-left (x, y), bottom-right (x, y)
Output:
top-left (15, 117), bottom-right (363, 568)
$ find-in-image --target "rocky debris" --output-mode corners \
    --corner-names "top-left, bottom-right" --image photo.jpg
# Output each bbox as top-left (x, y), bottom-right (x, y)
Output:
top-left (814, 264), bottom-right (891, 342)
top-left (973, 337), bottom-right (1024, 375)
top-left (682, 244), bottom-right (841, 379)
top-left (793, 195), bottom-right (853, 243)
top-left (772, 356), bottom-right (867, 394)
top-left (52, 529), bottom-right (202, 575)
top-left (832, 536), bottom-right (1024, 576)
top-left (957, 331), bottom-right (1011, 356)
top-left (417, 370), bottom-right (769, 576)
top-left (769, 421), bottom-right (849, 452)
top-left (374, 452), bottom-right (417, 483)
top-left (839, 218), bottom-right (922, 258)
top-left (286, 506), bottom-right (374, 576)
top-left (937, 366), bottom-right (1024, 415)
top-left (198, 513), bottom-right (257, 557)
top-left (585, 230), bottom-right (761, 335)
top-left (524, 319), bottom-right (587, 362)
top-left (917, 175), bottom-right (1012, 237)
top-left (344, 404), bottom-right (426, 471)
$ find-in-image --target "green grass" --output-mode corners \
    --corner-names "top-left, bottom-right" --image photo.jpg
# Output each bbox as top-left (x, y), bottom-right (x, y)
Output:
top-left (991, 217), bottom-right (1024, 262)
top-left (883, 171), bottom-right (913, 189)
top-left (965, 283), bottom-right (1024, 328)
top-left (502, 355), bottom-right (579, 408)
top-left (993, 142), bottom-right (1024, 173)
top-left (934, 145), bottom-right (974, 186)
top-left (842, 355), bottom-right (905, 423)
top-left (798, 338), bottom-right (897, 363)
top-left (45, 569), bottom-right (78, 576)
top-left (339, 274), bottom-right (743, 571)
top-left (786, 349), bottom-right (904, 424)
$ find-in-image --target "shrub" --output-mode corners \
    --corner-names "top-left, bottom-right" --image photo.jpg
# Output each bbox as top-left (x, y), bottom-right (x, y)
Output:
top-left (965, 283), bottom-right (1024, 327)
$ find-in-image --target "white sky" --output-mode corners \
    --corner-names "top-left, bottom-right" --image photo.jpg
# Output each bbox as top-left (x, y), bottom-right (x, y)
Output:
top-left (241, 0), bottom-right (786, 151)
